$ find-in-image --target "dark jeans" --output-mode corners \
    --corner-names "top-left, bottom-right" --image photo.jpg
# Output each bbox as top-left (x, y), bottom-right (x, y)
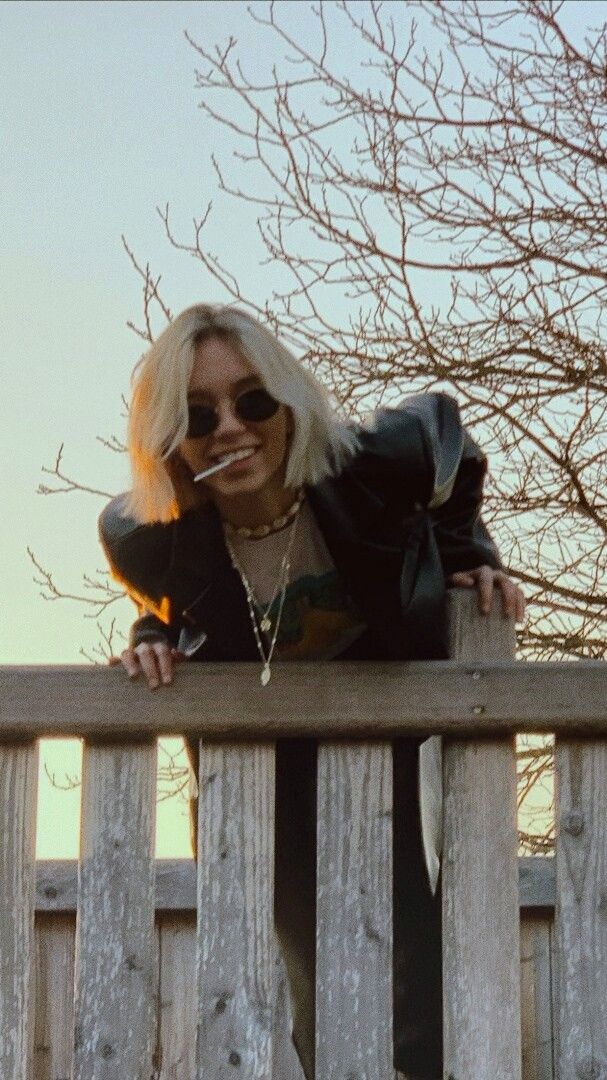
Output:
top-left (185, 735), bottom-right (443, 1080)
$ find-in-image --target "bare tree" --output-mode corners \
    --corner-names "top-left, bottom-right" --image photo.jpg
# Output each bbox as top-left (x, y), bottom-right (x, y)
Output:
top-left (34, 0), bottom-right (607, 850)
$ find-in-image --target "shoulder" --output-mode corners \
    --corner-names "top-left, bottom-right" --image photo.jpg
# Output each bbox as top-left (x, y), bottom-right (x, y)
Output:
top-left (98, 493), bottom-right (175, 593)
top-left (345, 392), bottom-right (467, 503)
top-left (359, 391), bottom-right (462, 458)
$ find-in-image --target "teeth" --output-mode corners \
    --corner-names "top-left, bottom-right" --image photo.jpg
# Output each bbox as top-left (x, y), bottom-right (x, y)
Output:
top-left (222, 448), bottom-right (256, 463)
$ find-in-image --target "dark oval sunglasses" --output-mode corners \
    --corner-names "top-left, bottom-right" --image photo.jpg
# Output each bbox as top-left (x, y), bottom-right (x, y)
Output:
top-left (187, 387), bottom-right (281, 438)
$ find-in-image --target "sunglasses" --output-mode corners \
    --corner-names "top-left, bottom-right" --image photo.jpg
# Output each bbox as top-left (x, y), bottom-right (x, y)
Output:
top-left (187, 387), bottom-right (281, 438)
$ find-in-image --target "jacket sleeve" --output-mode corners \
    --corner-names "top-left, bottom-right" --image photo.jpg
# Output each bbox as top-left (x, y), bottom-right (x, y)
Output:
top-left (128, 608), bottom-right (181, 650)
top-left (424, 401), bottom-right (505, 576)
top-left (98, 496), bottom-right (181, 650)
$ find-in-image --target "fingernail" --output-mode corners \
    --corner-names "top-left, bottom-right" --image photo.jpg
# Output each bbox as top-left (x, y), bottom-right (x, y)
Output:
top-left (149, 680), bottom-right (159, 690)
top-left (162, 675), bottom-right (172, 685)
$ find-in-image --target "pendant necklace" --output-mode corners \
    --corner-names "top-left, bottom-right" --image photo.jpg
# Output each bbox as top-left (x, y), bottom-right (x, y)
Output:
top-left (223, 502), bottom-right (303, 686)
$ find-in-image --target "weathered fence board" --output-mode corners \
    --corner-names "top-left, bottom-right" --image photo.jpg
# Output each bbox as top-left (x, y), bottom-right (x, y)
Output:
top-left (520, 916), bottom-right (554, 1080)
top-left (156, 915), bottom-right (195, 1078)
top-left (33, 855), bottom-right (556, 913)
top-left (2, 661), bottom-right (606, 739)
top-left (316, 741), bottom-right (393, 1080)
top-left (196, 741), bottom-right (275, 1078)
top-left (443, 589), bottom-right (522, 1079)
top-left (0, 741), bottom-right (39, 1080)
top-left (33, 913), bottom-right (75, 1079)
top-left (29, 906), bottom-right (555, 1080)
top-left (72, 741), bottom-right (157, 1080)
top-left (554, 739), bottom-right (607, 1075)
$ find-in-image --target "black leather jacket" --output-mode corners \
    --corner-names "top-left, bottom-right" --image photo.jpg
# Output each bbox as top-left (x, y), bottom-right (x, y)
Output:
top-left (98, 391), bottom-right (504, 662)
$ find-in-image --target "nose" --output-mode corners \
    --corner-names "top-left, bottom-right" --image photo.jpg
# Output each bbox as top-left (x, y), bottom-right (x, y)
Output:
top-left (211, 399), bottom-right (249, 442)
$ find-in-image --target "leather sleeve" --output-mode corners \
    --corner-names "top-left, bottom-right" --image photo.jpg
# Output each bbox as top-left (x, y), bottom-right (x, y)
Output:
top-left (97, 494), bottom-right (180, 649)
top-left (128, 609), bottom-right (181, 650)
top-left (426, 420), bottom-right (505, 577)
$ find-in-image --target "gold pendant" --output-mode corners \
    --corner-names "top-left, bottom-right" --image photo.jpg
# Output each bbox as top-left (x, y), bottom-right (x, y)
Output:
top-left (260, 616), bottom-right (272, 632)
top-left (261, 666), bottom-right (271, 686)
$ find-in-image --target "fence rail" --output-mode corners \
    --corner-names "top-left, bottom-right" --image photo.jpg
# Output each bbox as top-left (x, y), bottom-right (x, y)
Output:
top-left (1, 588), bottom-right (606, 1079)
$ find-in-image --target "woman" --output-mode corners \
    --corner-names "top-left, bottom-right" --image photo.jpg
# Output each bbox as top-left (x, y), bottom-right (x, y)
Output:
top-left (101, 303), bottom-right (525, 1080)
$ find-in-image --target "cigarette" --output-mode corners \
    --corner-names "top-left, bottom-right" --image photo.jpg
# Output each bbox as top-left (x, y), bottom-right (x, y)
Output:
top-left (194, 452), bottom-right (241, 482)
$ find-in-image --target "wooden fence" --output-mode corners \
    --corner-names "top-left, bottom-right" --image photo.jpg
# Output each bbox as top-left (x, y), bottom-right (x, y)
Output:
top-left (1, 588), bottom-right (606, 1079)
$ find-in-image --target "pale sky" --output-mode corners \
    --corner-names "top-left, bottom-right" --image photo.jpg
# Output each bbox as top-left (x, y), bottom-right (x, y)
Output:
top-left (4, 0), bottom-right (595, 856)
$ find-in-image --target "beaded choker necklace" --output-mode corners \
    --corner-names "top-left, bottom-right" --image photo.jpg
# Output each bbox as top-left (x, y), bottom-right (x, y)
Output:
top-left (222, 489), bottom-right (305, 539)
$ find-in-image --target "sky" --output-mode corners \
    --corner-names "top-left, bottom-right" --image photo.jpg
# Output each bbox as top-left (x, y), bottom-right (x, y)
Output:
top-left (4, 0), bottom-right (598, 857)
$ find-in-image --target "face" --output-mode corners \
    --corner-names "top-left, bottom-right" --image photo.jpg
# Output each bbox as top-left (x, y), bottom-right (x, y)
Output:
top-left (177, 335), bottom-right (293, 504)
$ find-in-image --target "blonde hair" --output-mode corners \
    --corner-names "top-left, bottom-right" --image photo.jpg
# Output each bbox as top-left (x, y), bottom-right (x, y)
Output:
top-left (122, 303), bottom-right (362, 523)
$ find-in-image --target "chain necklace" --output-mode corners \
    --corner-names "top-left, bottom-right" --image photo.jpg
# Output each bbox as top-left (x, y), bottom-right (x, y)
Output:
top-left (223, 505), bottom-right (302, 685)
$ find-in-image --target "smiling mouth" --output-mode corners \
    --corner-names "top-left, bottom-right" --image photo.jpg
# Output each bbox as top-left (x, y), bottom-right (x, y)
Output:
top-left (193, 447), bottom-right (259, 483)
top-left (212, 447), bottom-right (258, 464)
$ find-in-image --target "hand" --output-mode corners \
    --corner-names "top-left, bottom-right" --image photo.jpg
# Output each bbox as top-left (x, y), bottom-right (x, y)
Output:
top-left (446, 566), bottom-right (526, 623)
top-left (108, 641), bottom-right (186, 689)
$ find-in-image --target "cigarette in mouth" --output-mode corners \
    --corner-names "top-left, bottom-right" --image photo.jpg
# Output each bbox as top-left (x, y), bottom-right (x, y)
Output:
top-left (193, 450), bottom-right (247, 482)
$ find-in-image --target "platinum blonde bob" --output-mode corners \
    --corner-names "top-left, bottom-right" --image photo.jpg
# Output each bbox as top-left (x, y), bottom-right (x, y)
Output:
top-left (122, 303), bottom-right (362, 524)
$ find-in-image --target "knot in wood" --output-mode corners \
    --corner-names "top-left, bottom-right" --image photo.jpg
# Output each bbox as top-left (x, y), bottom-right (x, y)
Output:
top-left (228, 1050), bottom-right (241, 1066)
top-left (215, 996), bottom-right (227, 1013)
top-left (363, 917), bottom-right (382, 944)
top-left (100, 1043), bottom-right (114, 1059)
top-left (576, 1055), bottom-right (607, 1079)
top-left (561, 810), bottom-right (585, 837)
top-left (44, 885), bottom-right (57, 899)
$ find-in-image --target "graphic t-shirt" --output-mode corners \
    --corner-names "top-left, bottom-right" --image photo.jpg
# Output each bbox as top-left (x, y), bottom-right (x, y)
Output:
top-left (224, 498), bottom-right (368, 660)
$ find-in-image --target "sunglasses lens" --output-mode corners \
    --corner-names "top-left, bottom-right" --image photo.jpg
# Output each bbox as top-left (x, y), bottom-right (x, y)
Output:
top-left (237, 388), bottom-right (280, 422)
top-left (187, 405), bottom-right (217, 438)
top-left (186, 388), bottom-right (280, 438)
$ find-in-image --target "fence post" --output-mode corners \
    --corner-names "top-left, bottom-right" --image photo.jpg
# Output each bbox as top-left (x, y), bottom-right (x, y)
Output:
top-left (72, 740), bottom-right (157, 1080)
top-left (442, 587), bottom-right (521, 1079)
top-left (0, 741), bottom-right (39, 1080)
top-left (316, 740), bottom-right (393, 1080)
top-left (196, 741), bottom-right (275, 1079)
top-left (554, 737), bottom-right (607, 1072)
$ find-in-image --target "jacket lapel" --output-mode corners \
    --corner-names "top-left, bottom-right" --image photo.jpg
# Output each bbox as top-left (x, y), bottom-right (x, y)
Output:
top-left (161, 502), bottom-right (258, 660)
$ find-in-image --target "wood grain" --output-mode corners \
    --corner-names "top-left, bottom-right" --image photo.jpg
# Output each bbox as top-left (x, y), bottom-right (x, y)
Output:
top-left (2, 656), bottom-right (606, 739)
top-left (196, 741), bottom-right (275, 1079)
top-left (32, 855), bottom-right (557, 913)
top-left (0, 741), bottom-right (39, 1080)
top-left (316, 741), bottom-right (393, 1080)
top-left (553, 739), bottom-right (607, 1076)
top-left (442, 589), bottom-right (522, 1079)
top-left (71, 741), bottom-right (157, 1079)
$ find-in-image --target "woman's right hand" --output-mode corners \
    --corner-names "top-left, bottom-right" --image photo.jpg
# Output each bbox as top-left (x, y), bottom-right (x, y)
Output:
top-left (108, 641), bottom-right (186, 689)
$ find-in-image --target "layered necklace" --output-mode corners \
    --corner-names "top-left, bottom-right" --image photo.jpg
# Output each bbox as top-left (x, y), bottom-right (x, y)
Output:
top-left (222, 489), bottom-right (305, 685)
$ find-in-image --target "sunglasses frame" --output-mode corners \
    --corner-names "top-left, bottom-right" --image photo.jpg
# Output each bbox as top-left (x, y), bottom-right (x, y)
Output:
top-left (186, 386), bottom-right (281, 439)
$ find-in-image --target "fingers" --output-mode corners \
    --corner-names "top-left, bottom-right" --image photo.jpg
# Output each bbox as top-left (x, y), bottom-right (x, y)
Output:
top-left (117, 641), bottom-right (182, 690)
top-left (474, 568), bottom-right (526, 622)
top-left (475, 565), bottom-right (495, 614)
top-left (496, 575), bottom-right (526, 623)
top-left (451, 566), bottom-right (526, 623)
top-left (447, 571), bottom-right (475, 587)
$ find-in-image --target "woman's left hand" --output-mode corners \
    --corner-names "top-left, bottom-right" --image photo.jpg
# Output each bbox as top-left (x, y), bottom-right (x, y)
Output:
top-left (446, 566), bottom-right (526, 623)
